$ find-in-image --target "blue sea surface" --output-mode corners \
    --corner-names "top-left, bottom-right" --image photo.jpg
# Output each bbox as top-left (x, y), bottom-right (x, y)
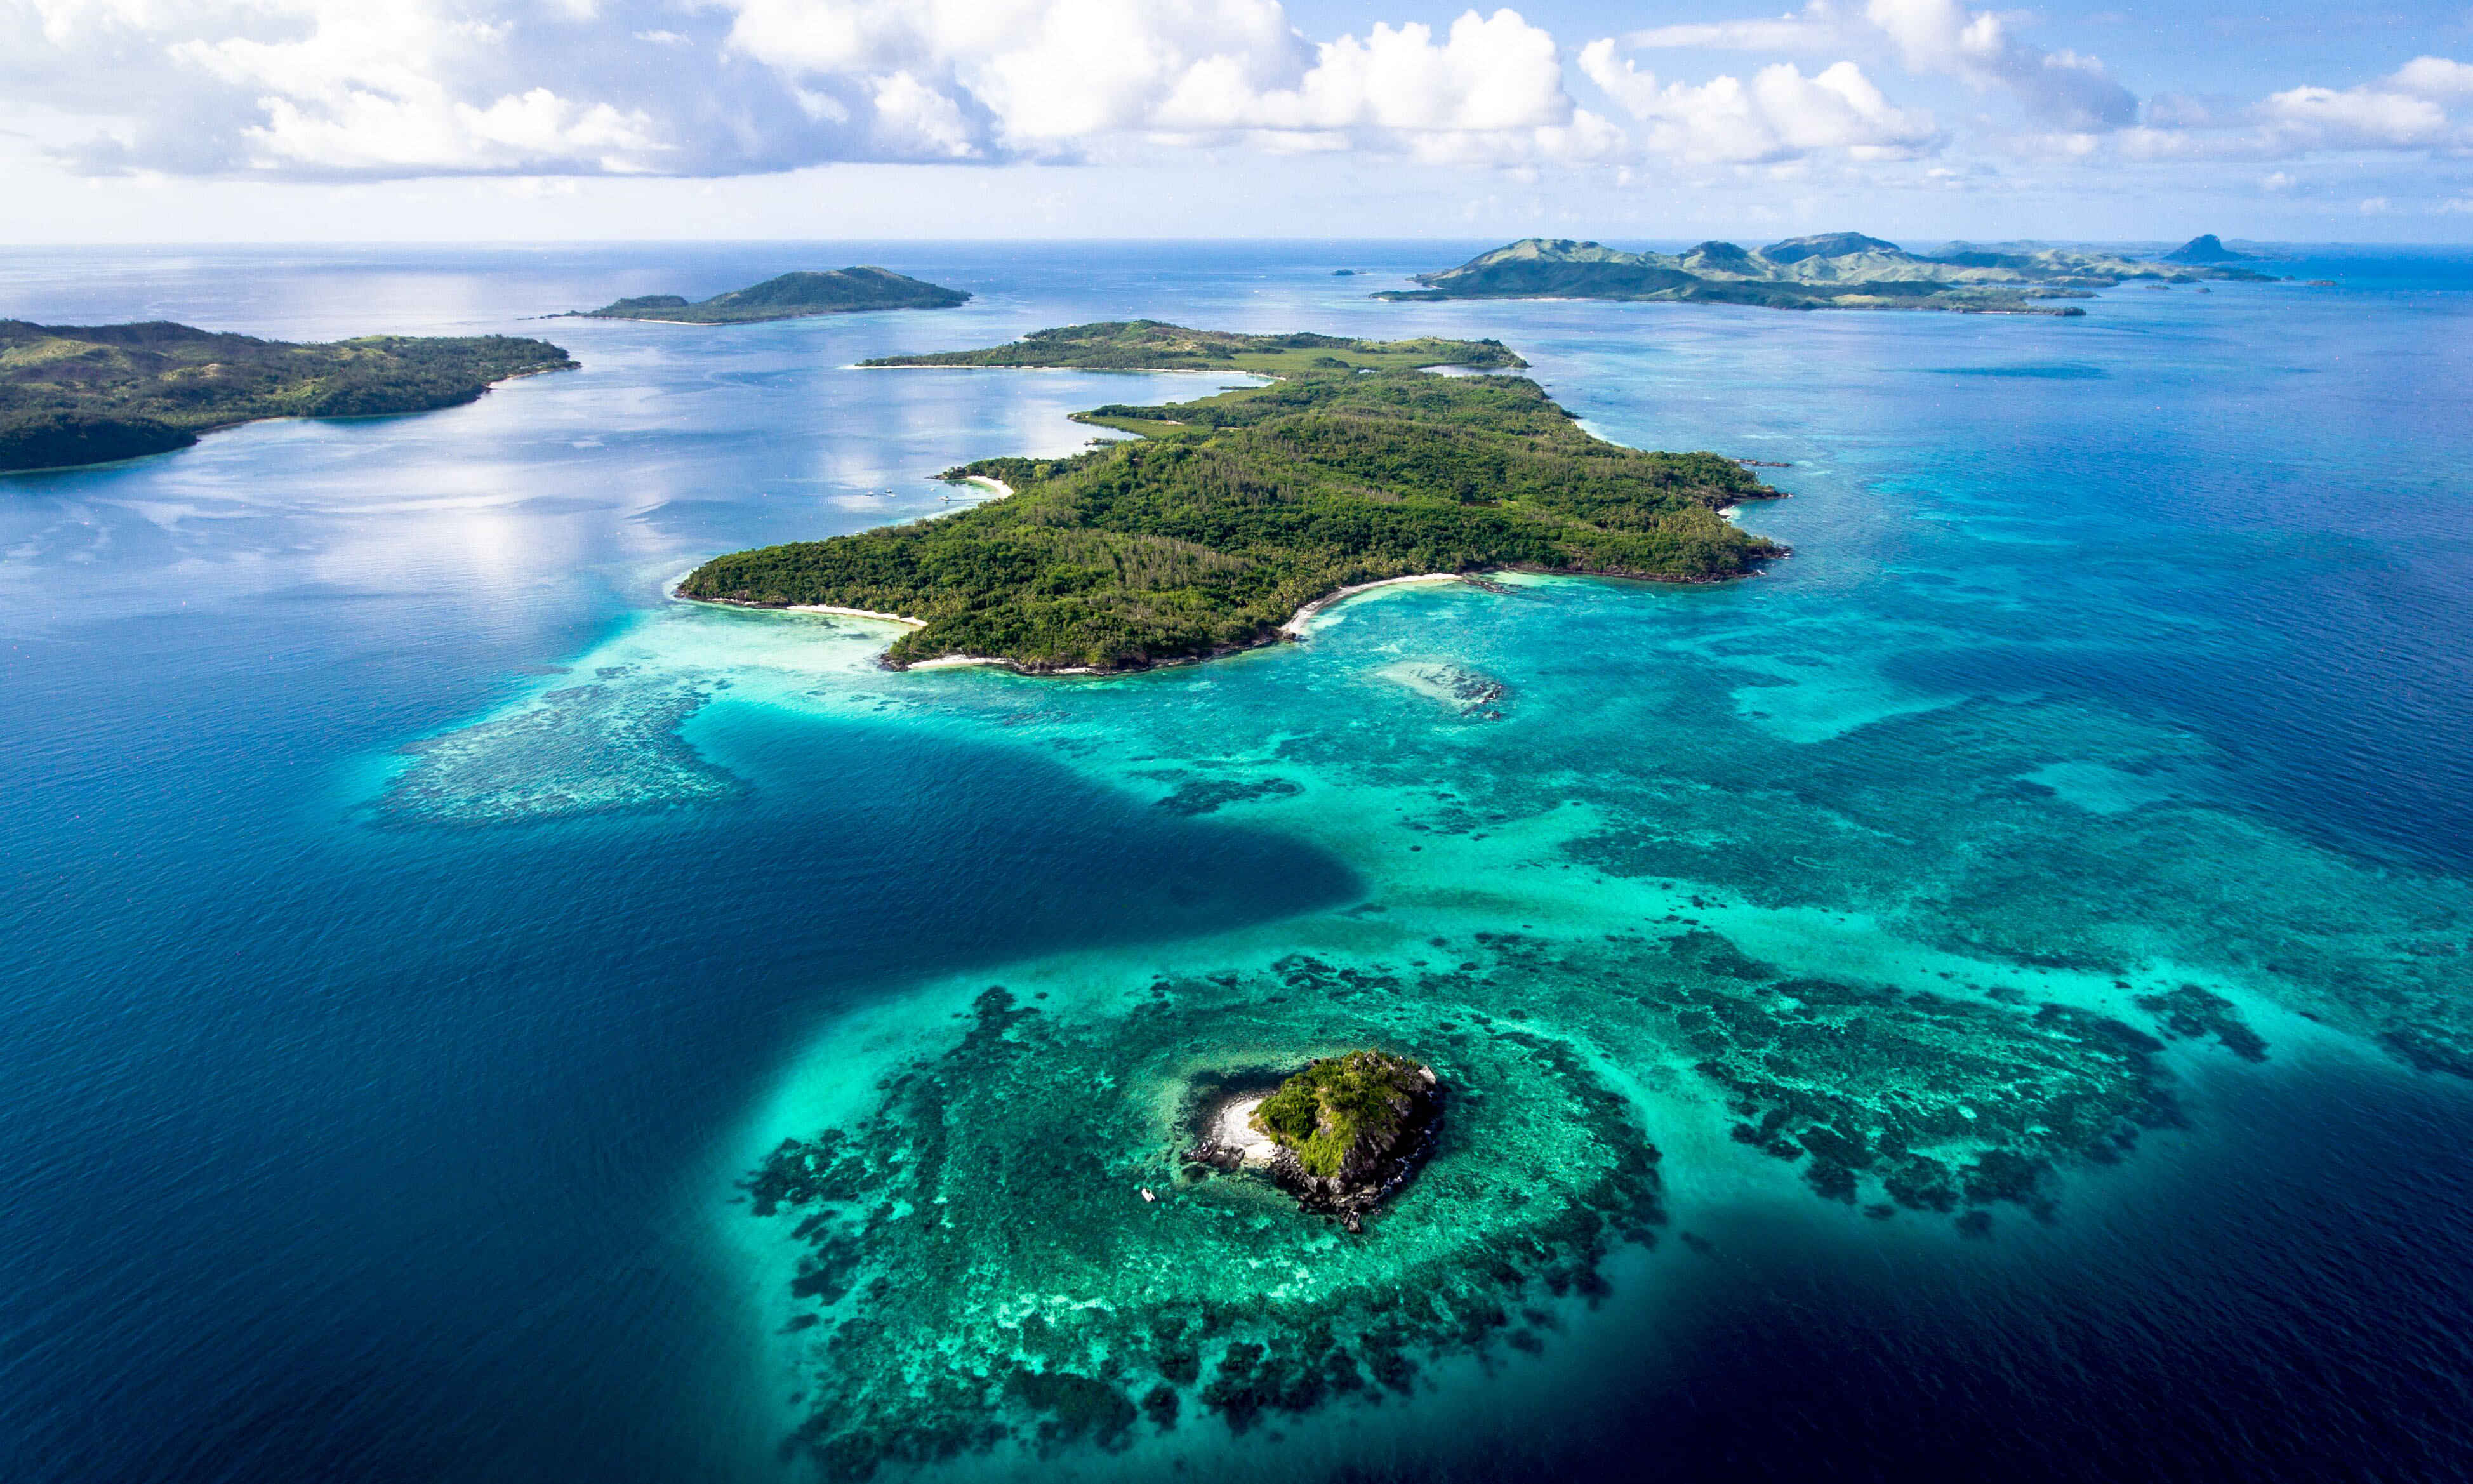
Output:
top-left (3, 241), bottom-right (2472, 1482)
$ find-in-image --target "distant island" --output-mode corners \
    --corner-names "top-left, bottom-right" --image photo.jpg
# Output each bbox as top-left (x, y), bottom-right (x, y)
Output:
top-left (681, 322), bottom-right (1783, 672)
top-left (1379, 233), bottom-right (2274, 314)
top-left (860, 319), bottom-right (1527, 374)
top-left (0, 320), bottom-right (576, 473)
top-left (571, 267), bottom-right (969, 324)
top-left (2161, 234), bottom-right (2262, 265)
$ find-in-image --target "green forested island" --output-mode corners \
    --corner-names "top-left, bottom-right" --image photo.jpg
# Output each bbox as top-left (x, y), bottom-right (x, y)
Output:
top-left (0, 320), bottom-right (577, 472)
top-left (1382, 234), bottom-right (2274, 314)
top-left (861, 319), bottom-right (1525, 374)
top-left (1251, 1049), bottom-right (1435, 1182)
top-left (681, 323), bottom-right (1783, 672)
top-left (574, 267), bottom-right (969, 324)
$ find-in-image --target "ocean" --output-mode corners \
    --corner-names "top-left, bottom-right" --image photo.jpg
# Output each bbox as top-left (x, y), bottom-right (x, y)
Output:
top-left (3, 241), bottom-right (2470, 1483)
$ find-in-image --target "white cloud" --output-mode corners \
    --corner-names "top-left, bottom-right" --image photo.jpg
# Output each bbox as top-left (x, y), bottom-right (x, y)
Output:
top-left (2, 0), bottom-right (1597, 176)
top-left (1612, 0), bottom-right (2133, 130)
top-left (1579, 39), bottom-right (1934, 164)
top-left (2259, 82), bottom-right (2451, 149)
top-left (1620, 3), bottom-right (1852, 53)
top-left (1862, 0), bottom-right (2135, 128)
top-left (2119, 55), bottom-right (2473, 161)
top-left (7, 0), bottom-right (2469, 192)
top-left (2390, 56), bottom-right (2473, 101)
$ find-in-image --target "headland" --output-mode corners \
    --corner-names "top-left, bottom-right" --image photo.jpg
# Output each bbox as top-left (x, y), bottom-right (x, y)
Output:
top-left (0, 319), bottom-right (576, 472)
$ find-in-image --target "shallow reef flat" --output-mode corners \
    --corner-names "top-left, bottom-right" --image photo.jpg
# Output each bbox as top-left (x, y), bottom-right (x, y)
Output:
top-left (372, 611), bottom-right (895, 827)
top-left (739, 957), bottom-right (1662, 1478)
top-left (376, 673), bottom-right (744, 826)
top-left (362, 560), bottom-right (2470, 1475)
top-left (733, 903), bottom-right (2218, 1479)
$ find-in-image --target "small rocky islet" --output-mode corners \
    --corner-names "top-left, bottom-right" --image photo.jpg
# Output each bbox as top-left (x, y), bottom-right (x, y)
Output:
top-left (1185, 1048), bottom-right (1445, 1232)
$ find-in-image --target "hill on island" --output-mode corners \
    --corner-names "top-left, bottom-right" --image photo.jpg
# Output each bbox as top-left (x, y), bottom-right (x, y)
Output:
top-left (0, 320), bottom-right (576, 472)
top-left (575, 267), bottom-right (969, 324)
top-left (1382, 234), bottom-right (2274, 314)
top-left (683, 324), bottom-right (1782, 673)
top-left (2161, 234), bottom-right (2262, 264)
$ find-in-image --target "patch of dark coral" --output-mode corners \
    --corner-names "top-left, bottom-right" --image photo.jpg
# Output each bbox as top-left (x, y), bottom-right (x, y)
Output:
top-left (1648, 964), bottom-right (2180, 1224)
top-left (2135, 984), bottom-right (2268, 1061)
top-left (1153, 775), bottom-right (1306, 816)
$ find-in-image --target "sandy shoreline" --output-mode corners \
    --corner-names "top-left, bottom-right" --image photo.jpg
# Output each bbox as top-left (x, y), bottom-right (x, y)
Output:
top-left (786, 604), bottom-right (927, 626)
top-left (1279, 573), bottom-right (1468, 637)
top-left (958, 475), bottom-right (1013, 498)
top-left (1210, 1095), bottom-right (1278, 1167)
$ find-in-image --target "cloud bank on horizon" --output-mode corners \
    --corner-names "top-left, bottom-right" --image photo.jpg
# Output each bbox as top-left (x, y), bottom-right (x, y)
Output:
top-left (3, 0), bottom-right (2468, 215)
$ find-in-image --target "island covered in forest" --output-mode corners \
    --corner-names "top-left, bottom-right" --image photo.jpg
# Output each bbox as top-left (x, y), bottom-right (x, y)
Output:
top-left (1381, 233), bottom-right (2275, 314)
top-left (0, 319), bottom-right (576, 472)
top-left (571, 267), bottom-right (969, 324)
top-left (861, 319), bottom-right (1527, 374)
top-left (679, 322), bottom-right (1784, 673)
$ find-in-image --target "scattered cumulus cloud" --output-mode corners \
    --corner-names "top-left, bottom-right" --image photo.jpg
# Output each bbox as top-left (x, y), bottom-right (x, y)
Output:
top-left (1610, 0), bottom-right (2133, 131)
top-left (3, 0), bottom-right (1599, 176)
top-left (1578, 41), bottom-right (1935, 164)
top-left (0, 0), bottom-right (2467, 194)
top-left (2119, 57), bottom-right (2473, 161)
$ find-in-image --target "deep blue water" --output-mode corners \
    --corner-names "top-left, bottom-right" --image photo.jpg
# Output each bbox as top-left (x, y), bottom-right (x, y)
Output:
top-left (4, 242), bottom-right (2472, 1482)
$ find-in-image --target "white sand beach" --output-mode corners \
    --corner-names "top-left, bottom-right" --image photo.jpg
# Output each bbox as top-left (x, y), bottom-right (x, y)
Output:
top-left (1280, 573), bottom-right (1468, 637)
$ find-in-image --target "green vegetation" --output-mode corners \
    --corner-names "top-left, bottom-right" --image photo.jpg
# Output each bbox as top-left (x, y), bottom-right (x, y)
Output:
top-left (682, 328), bottom-right (1781, 672)
top-left (860, 319), bottom-right (1525, 375)
top-left (574, 267), bottom-right (969, 323)
top-left (0, 319), bottom-right (576, 472)
top-left (1381, 234), bottom-right (2274, 315)
top-left (1250, 1049), bottom-right (1430, 1178)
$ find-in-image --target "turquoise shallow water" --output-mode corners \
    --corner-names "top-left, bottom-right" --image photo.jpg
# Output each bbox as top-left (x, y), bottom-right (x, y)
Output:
top-left (4, 242), bottom-right (2472, 1481)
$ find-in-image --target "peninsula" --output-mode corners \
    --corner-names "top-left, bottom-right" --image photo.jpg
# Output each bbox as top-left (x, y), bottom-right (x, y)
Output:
top-left (1381, 233), bottom-right (2274, 314)
top-left (0, 319), bottom-right (576, 472)
top-left (571, 267), bottom-right (969, 324)
top-left (679, 322), bottom-right (1784, 672)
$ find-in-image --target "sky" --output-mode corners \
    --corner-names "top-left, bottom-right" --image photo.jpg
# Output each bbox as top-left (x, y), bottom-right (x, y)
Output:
top-left (4, 0), bottom-right (2470, 244)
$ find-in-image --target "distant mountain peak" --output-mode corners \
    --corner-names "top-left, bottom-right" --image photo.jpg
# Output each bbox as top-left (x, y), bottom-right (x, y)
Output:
top-left (1758, 232), bottom-right (1906, 263)
top-left (2161, 234), bottom-right (2257, 264)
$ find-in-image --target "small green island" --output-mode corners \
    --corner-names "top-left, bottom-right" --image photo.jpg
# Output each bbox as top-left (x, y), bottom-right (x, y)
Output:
top-left (0, 319), bottom-right (576, 472)
top-left (1381, 232), bottom-right (2274, 314)
top-left (1209, 1049), bottom-right (1443, 1229)
top-left (571, 267), bottom-right (969, 324)
top-left (860, 319), bottom-right (1527, 374)
top-left (679, 321), bottom-right (1783, 672)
